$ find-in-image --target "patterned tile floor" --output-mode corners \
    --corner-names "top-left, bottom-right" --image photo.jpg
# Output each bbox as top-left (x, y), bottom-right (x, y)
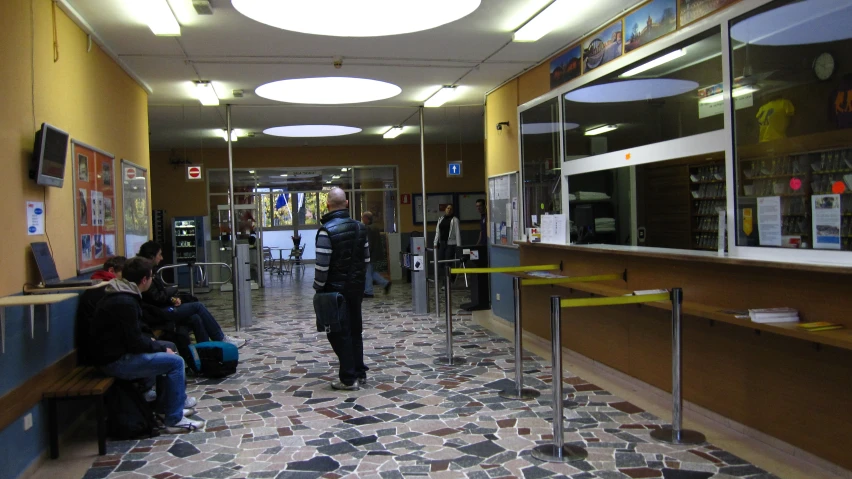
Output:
top-left (82, 270), bottom-right (779, 479)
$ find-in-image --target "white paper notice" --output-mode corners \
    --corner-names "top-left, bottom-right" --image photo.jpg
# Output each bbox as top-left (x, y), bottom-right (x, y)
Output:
top-left (531, 215), bottom-right (538, 226)
top-left (494, 176), bottom-right (509, 200)
top-left (27, 201), bottom-right (45, 235)
top-left (812, 194), bottom-right (842, 250)
top-left (511, 198), bottom-right (520, 241)
top-left (540, 214), bottom-right (567, 245)
top-left (757, 196), bottom-right (781, 246)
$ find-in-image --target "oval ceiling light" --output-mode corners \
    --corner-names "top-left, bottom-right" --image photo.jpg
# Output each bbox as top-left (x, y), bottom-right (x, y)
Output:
top-left (264, 125), bottom-right (362, 138)
top-left (256, 77), bottom-right (401, 104)
top-left (232, 0), bottom-right (481, 37)
top-left (730, 0), bottom-right (852, 46)
top-left (564, 79), bottom-right (698, 103)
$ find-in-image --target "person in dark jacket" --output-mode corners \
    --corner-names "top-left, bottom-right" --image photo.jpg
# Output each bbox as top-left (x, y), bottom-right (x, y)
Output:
top-left (361, 211), bottom-right (390, 297)
top-left (78, 256), bottom-right (127, 366)
top-left (314, 187), bottom-right (370, 391)
top-left (137, 241), bottom-right (245, 348)
top-left (91, 257), bottom-right (204, 433)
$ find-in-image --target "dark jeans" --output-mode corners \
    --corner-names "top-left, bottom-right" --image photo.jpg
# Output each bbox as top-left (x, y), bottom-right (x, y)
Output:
top-left (438, 243), bottom-right (457, 283)
top-left (326, 292), bottom-right (367, 386)
top-left (162, 302), bottom-right (224, 343)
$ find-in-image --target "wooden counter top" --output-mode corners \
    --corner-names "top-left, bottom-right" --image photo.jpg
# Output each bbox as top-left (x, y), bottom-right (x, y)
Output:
top-left (519, 242), bottom-right (852, 275)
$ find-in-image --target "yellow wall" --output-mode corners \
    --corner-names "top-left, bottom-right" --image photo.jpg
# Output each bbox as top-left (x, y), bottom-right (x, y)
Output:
top-left (0, 0), bottom-right (149, 296)
top-left (150, 143), bottom-right (485, 234)
top-left (485, 80), bottom-right (520, 182)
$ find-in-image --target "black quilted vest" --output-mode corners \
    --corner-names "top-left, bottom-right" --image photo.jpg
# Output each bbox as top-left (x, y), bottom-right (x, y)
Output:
top-left (320, 209), bottom-right (367, 293)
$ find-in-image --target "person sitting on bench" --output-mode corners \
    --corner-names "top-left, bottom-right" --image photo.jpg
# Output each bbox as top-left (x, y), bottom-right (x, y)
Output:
top-left (90, 257), bottom-right (204, 433)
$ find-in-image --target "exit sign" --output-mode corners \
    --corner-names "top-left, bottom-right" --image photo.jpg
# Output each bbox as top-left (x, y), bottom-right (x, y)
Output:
top-left (447, 161), bottom-right (463, 177)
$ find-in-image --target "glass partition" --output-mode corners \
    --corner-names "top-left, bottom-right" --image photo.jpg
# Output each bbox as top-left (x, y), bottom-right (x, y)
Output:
top-left (521, 97), bottom-right (561, 230)
top-left (731, 0), bottom-right (852, 251)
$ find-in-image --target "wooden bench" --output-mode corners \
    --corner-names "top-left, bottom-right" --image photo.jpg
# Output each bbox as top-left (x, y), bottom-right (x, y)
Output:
top-left (43, 366), bottom-right (114, 459)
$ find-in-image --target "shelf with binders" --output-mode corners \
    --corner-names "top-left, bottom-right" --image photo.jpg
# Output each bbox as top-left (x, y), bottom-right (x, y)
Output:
top-left (689, 161), bottom-right (727, 252)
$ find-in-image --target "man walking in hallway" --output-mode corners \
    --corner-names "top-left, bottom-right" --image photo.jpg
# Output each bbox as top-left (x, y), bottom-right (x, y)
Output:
top-left (314, 188), bottom-right (370, 390)
top-left (362, 211), bottom-right (391, 297)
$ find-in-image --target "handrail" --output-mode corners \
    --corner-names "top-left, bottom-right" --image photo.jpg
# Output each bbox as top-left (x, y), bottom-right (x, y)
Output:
top-left (155, 262), bottom-right (233, 296)
top-left (521, 273), bottom-right (621, 286)
top-left (450, 264), bottom-right (559, 274)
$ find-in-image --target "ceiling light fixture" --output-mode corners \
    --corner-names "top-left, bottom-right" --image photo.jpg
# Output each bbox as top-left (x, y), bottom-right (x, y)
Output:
top-left (621, 49), bottom-right (687, 77)
top-left (332, 175), bottom-right (342, 179)
top-left (699, 86), bottom-right (760, 104)
top-left (231, 0), bottom-right (481, 37)
top-left (424, 86), bottom-right (459, 108)
top-left (264, 125), bottom-right (362, 137)
top-left (256, 77), bottom-right (401, 104)
top-left (513, 0), bottom-right (572, 42)
top-left (585, 125), bottom-right (618, 136)
top-left (219, 129), bottom-right (238, 141)
top-left (280, 174), bottom-right (288, 177)
top-left (341, 168), bottom-right (348, 172)
top-left (326, 180), bottom-right (332, 184)
top-left (195, 81), bottom-right (220, 106)
top-left (565, 79), bottom-right (699, 103)
top-left (248, 170), bottom-right (255, 174)
top-left (135, 0), bottom-right (181, 36)
top-left (383, 126), bottom-right (404, 139)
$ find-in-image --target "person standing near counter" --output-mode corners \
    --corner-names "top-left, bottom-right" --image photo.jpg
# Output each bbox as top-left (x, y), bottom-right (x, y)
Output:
top-left (434, 205), bottom-right (461, 283)
top-left (476, 199), bottom-right (487, 245)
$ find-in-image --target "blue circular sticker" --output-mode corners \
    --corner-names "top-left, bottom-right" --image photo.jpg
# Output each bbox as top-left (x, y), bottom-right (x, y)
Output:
top-left (28, 226), bottom-right (36, 233)
top-left (34, 208), bottom-right (43, 215)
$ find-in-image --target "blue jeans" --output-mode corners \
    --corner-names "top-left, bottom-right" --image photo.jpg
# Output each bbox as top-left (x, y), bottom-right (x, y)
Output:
top-left (163, 302), bottom-right (224, 342)
top-left (364, 263), bottom-right (389, 295)
top-left (100, 351), bottom-right (186, 426)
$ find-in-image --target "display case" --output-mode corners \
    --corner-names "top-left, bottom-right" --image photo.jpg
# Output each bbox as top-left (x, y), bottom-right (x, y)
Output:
top-left (689, 161), bottom-right (726, 251)
top-left (172, 216), bottom-right (207, 288)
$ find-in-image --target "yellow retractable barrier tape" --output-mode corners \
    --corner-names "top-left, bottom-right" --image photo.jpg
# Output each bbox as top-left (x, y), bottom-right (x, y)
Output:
top-left (449, 264), bottom-right (559, 274)
top-left (560, 292), bottom-right (670, 308)
top-left (521, 274), bottom-right (620, 286)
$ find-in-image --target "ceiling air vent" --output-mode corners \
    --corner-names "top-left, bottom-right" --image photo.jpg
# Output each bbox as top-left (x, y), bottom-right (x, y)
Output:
top-left (192, 0), bottom-right (214, 15)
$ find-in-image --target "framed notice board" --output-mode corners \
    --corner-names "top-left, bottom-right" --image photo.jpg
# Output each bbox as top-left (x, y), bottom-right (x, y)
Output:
top-left (488, 171), bottom-right (519, 247)
top-left (457, 192), bottom-right (486, 223)
top-left (72, 140), bottom-right (116, 273)
top-left (122, 159), bottom-right (150, 257)
top-left (412, 193), bottom-right (454, 224)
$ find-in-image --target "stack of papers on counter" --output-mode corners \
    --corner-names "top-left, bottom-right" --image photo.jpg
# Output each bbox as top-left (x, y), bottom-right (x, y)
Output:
top-left (595, 217), bottom-right (616, 233)
top-left (748, 308), bottom-right (799, 323)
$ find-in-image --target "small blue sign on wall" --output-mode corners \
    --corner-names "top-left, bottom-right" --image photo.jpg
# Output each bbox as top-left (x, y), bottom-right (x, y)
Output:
top-left (447, 161), bottom-right (463, 177)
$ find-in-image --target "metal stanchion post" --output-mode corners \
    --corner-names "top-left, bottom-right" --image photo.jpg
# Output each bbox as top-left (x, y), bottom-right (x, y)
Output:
top-left (189, 264), bottom-right (196, 297)
top-left (433, 248), bottom-right (440, 316)
top-left (499, 276), bottom-right (540, 400)
top-left (434, 270), bottom-right (466, 366)
top-left (651, 288), bottom-right (706, 445)
top-left (531, 296), bottom-right (587, 462)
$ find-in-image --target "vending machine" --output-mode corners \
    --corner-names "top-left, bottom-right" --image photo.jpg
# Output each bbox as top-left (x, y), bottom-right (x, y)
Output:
top-left (172, 216), bottom-right (208, 289)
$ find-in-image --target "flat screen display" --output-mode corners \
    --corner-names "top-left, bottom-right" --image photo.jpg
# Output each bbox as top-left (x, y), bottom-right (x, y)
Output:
top-left (31, 123), bottom-right (69, 188)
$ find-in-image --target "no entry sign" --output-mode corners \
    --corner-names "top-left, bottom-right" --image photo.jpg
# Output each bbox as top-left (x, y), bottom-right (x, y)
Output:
top-left (187, 165), bottom-right (203, 180)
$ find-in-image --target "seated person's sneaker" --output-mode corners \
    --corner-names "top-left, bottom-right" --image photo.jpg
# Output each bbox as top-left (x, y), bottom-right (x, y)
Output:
top-left (331, 381), bottom-right (359, 391)
top-left (163, 416), bottom-right (205, 434)
top-left (183, 408), bottom-right (196, 417)
top-left (144, 387), bottom-right (157, 403)
top-left (223, 335), bottom-right (247, 348)
top-left (185, 397), bottom-right (198, 408)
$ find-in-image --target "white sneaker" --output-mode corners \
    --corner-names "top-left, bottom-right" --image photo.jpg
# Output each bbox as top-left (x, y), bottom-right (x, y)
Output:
top-left (143, 388), bottom-right (157, 403)
top-left (183, 408), bottom-right (196, 417)
top-left (163, 416), bottom-right (205, 434)
top-left (184, 397), bottom-right (198, 408)
top-left (223, 335), bottom-right (247, 348)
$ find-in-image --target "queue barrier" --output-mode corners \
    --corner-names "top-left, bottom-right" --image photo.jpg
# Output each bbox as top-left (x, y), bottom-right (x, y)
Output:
top-left (531, 288), bottom-right (706, 464)
top-left (157, 262), bottom-right (234, 297)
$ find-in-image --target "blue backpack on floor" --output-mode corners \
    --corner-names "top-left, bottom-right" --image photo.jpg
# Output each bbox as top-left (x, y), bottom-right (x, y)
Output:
top-left (188, 341), bottom-right (239, 378)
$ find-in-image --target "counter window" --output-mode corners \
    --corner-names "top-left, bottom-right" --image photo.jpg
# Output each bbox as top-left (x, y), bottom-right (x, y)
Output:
top-left (731, 0), bottom-right (852, 251)
top-left (521, 97), bottom-right (561, 230)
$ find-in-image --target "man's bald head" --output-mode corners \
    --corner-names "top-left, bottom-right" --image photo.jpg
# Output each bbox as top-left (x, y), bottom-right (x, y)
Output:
top-left (326, 187), bottom-right (348, 212)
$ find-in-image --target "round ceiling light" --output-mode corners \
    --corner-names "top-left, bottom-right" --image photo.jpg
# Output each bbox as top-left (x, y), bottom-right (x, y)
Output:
top-left (232, 0), bottom-right (481, 37)
top-left (564, 79), bottom-right (698, 103)
top-left (264, 125), bottom-right (362, 137)
top-left (731, 0), bottom-right (852, 46)
top-left (256, 77), bottom-right (402, 104)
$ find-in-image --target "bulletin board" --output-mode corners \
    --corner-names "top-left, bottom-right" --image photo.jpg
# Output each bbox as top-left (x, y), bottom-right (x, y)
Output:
top-left (412, 193), bottom-right (454, 224)
top-left (457, 192), bottom-right (486, 222)
top-left (72, 140), bottom-right (117, 273)
top-left (487, 171), bottom-right (520, 247)
top-left (122, 159), bottom-right (150, 257)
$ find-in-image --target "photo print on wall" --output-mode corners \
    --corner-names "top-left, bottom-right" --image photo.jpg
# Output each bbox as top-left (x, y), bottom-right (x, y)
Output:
top-left (583, 20), bottom-right (623, 73)
top-left (550, 45), bottom-right (582, 90)
top-left (78, 189), bottom-right (88, 226)
top-left (78, 154), bottom-right (89, 182)
top-left (625, 0), bottom-right (677, 53)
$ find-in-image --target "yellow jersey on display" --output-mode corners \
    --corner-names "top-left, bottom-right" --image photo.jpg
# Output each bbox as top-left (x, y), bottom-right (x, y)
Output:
top-left (756, 99), bottom-right (794, 142)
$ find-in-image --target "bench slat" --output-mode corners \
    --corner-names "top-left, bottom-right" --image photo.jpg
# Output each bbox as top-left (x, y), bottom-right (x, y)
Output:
top-left (55, 367), bottom-right (97, 396)
top-left (44, 367), bottom-right (113, 398)
top-left (73, 375), bottom-right (112, 396)
top-left (43, 367), bottom-right (90, 398)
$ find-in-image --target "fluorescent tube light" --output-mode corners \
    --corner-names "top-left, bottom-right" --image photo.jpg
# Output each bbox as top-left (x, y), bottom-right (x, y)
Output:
top-left (424, 86), bottom-right (458, 108)
top-left (699, 86), bottom-right (759, 104)
top-left (584, 125), bottom-right (617, 136)
top-left (621, 49), bottom-right (687, 77)
top-left (219, 129), bottom-right (238, 142)
top-left (136, 0), bottom-right (181, 36)
top-left (341, 168), bottom-right (348, 172)
top-left (332, 175), bottom-right (341, 179)
top-left (280, 174), bottom-right (288, 177)
top-left (513, 0), bottom-right (572, 42)
top-left (195, 81), bottom-right (220, 106)
top-left (248, 170), bottom-right (255, 174)
top-left (383, 126), bottom-right (404, 139)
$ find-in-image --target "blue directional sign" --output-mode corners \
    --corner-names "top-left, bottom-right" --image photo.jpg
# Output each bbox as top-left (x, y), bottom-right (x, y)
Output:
top-left (447, 162), bottom-right (462, 177)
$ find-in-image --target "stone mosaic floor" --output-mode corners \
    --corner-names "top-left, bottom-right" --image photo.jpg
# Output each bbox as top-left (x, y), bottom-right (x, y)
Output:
top-left (82, 270), bottom-right (779, 479)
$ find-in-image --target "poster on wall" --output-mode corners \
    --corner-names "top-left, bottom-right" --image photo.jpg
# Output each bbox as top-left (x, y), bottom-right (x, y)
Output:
top-left (679, 0), bottom-right (740, 26)
top-left (122, 159), bottom-right (150, 257)
top-left (72, 141), bottom-right (116, 273)
top-left (624, 0), bottom-right (677, 53)
top-left (812, 194), bottom-right (841, 250)
top-left (583, 20), bottom-right (623, 73)
top-left (412, 193), bottom-right (455, 224)
top-left (549, 45), bottom-right (582, 90)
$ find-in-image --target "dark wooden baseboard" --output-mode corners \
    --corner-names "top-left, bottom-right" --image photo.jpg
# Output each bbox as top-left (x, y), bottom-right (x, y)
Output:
top-left (0, 351), bottom-right (77, 431)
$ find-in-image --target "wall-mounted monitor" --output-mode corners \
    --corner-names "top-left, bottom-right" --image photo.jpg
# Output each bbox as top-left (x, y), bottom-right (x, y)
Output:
top-left (29, 122), bottom-right (69, 188)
